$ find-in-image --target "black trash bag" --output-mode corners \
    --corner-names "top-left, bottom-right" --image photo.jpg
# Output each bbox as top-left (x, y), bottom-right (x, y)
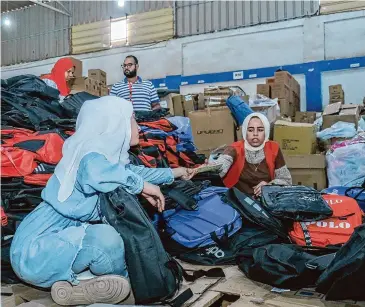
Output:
top-left (61, 92), bottom-right (99, 118)
top-left (261, 185), bottom-right (333, 221)
top-left (316, 224), bottom-right (365, 301)
top-left (3, 75), bottom-right (60, 100)
top-left (1, 91), bottom-right (63, 130)
top-left (238, 244), bottom-right (336, 290)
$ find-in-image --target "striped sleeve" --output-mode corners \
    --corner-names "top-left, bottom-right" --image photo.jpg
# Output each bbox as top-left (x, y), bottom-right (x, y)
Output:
top-left (110, 84), bottom-right (119, 96)
top-left (149, 82), bottom-right (160, 103)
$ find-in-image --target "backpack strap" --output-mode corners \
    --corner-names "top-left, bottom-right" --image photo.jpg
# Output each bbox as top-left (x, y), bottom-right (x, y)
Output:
top-left (299, 222), bottom-right (313, 247)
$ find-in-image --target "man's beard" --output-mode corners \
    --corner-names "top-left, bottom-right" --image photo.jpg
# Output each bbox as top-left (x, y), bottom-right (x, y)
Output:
top-left (124, 69), bottom-right (137, 78)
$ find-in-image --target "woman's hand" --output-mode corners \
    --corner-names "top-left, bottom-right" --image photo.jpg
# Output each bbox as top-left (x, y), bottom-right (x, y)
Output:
top-left (141, 182), bottom-right (165, 212)
top-left (253, 181), bottom-right (268, 197)
top-left (172, 167), bottom-right (197, 180)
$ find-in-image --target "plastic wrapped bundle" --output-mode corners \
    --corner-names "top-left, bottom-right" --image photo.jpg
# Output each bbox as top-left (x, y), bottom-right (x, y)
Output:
top-left (326, 134), bottom-right (365, 186)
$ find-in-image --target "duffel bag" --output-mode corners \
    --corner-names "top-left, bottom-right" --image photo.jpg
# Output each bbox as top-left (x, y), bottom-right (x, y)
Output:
top-left (237, 243), bottom-right (336, 290)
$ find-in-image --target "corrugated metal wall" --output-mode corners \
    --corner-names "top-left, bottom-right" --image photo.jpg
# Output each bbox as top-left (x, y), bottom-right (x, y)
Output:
top-left (70, 1), bottom-right (171, 25)
top-left (1, 1), bottom-right (172, 66)
top-left (1, 0), bottom-right (319, 66)
top-left (175, 0), bottom-right (319, 37)
top-left (1, 3), bottom-right (70, 66)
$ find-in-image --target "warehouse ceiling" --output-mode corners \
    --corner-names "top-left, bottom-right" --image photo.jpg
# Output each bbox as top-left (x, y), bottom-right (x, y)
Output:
top-left (1, 1), bottom-right (34, 13)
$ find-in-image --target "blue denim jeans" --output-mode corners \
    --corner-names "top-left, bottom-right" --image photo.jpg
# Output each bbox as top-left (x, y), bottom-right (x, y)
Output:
top-left (72, 224), bottom-right (128, 277)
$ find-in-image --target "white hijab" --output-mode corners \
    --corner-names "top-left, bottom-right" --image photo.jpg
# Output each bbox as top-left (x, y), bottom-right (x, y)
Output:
top-left (55, 96), bottom-right (134, 202)
top-left (241, 112), bottom-right (270, 152)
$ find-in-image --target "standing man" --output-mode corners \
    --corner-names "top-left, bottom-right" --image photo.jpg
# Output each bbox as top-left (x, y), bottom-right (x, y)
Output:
top-left (110, 55), bottom-right (160, 111)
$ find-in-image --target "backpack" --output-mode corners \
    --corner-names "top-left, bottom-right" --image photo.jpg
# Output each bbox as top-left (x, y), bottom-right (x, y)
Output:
top-left (98, 187), bottom-right (225, 305)
top-left (99, 187), bottom-right (184, 304)
top-left (226, 95), bottom-right (253, 127)
top-left (237, 244), bottom-right (336, 290)
top-left (174, 223), bottom-right (282, 266)
top-left (261, 185), bottom-right (333, 221)
top-left (226, 188), bottom-right (289, 240)
top-left (322, 178), bottom-right (365, 211)
top-left (289, 194), bottom-right (364, 248)
top-left (316, 224), bottom-right (365, 301)
top-left (161, 187), bottom-right (242, 249)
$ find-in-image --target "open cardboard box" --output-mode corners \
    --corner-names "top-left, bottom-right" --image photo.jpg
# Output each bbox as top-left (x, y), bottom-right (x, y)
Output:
top-left (322, 102), bottom-right (360, 129)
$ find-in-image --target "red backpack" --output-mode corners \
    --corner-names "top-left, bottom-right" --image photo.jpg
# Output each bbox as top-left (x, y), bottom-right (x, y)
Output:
top-left (289, 194), bottom-right (364, 248)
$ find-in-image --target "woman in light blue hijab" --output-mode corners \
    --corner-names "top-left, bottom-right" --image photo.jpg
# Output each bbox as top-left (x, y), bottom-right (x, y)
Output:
top-left (10, 96), bottom-right (194, 305)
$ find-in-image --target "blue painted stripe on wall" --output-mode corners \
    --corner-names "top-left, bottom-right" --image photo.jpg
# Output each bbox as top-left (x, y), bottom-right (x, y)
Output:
top-left (149, 56), bottom-right (365, 111)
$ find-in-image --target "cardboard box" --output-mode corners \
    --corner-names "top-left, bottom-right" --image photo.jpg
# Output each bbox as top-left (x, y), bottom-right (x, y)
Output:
top-left (172, 94), bottom-right (195, 117)
top-left (204, 86), bottom-right (231, 107)
top-left (159, 93), bottom-right (179, 115)
top-left (295, 111), bottom-right (317, 124)
top-left (292, 78), bottom-right (301, 95)
top-left (329, 84), bottom-right (342, 94)
top-left (70, 77), bottom-right (100, 96)
top-left (274, 71), bottom-right (293, 87)
top-left (285, 154), bottom-right (327, 190)
top-left (266, 77), bottom-right (276, 85)
top-left (204, 96), bottom-right (227, 107)
top-left (184, 95), bottom-right (195, 115)
top-left (189, 107), bottom-right (235, 151)
top-left (271, 84), bottom-right (291, 101)
top-left (88, 69), bottom-right (107, 85)
top-left (322, 102), bottom-right (360, 129)
top-left (256, 84), bottom-right (271, 98)
top-left (251, 105), bottom-right (277, 124)
top-left (274, 120), bottom-right (316, 155)
top-left (329, 90), bottom-right (344, 100)
top-left (99, 86), bottom-right (109, 97)
top-left (278, 99), bottom-right (295, 118)
top-left (69, 57), bottom-right (83, 78)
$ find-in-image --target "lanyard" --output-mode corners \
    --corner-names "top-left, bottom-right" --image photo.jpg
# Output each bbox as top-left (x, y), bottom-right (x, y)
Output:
top-left (128, 82), bottom-right (133, 103)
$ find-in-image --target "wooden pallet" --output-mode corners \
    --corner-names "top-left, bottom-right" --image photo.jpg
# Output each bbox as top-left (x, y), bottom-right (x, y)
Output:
top-left (2, 263), bottom-right (365, 307)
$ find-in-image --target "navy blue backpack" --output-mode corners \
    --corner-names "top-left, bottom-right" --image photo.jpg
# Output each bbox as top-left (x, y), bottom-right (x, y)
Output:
top-left (226, 95), bottom-right (253, 127)
top-left (160, 187), bottom-right (242, 249)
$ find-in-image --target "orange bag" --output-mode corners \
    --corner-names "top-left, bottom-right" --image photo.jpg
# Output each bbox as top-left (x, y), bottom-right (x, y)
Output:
top-left (289, 194), bottom-right (364, 248)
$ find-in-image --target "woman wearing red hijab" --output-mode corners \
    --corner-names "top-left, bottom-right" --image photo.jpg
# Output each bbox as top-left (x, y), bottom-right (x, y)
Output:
top-left (41, 58), bottom-right (75, 100)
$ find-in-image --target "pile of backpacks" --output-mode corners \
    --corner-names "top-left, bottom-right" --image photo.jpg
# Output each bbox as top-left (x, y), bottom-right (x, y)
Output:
top-left (99, 180), bottom-right (365, 304)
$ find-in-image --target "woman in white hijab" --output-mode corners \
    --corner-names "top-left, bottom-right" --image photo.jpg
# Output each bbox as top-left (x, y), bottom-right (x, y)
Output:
top-left (10, 96), bottom-right (195, 306)
top-left (213, 112), bottom-right (291, 197)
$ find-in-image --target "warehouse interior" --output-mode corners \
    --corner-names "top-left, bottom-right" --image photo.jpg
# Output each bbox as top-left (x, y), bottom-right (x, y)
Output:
top-left (1, 1), bottom-right (365, 307)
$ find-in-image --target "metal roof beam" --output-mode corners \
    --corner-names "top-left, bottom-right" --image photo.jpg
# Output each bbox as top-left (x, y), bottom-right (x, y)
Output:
top-left (28, 0), bottom-right (71, 16)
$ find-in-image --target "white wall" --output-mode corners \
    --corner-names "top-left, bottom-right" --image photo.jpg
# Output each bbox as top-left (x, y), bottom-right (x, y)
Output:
top-left (2, 10), bottom-right (365, 108)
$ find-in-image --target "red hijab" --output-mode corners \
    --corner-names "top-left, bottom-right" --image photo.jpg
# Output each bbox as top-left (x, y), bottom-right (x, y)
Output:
top-left (41, 58), bottom-right (74, 96)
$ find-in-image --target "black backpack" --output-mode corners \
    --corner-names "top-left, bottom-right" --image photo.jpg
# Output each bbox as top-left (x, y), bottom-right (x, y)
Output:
top-left (261, 185), bottom-right (333, 221)
top-left (316, 224), bottom-right (365, 301)
top-left (98, 187), bottom-right (224, 305)
top-left (237, 244), bottom-right (336, 290)
top-left (226, 188), bottom-right (289, 240)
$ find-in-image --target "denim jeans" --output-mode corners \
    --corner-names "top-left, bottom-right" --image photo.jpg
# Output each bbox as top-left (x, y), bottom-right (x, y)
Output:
top-left (72, 224), bottom-right (128, 277)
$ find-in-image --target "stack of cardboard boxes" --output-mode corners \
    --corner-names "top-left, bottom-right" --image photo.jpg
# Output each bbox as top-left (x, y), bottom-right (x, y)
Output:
top-left (70, 68), bottom-right (109, 97)
top-left (329, 84), bottom-right (345, 104)
top-left (273, 120), bottom-right (327, 190)
top-left (257, 71), bottom-right (300, 119)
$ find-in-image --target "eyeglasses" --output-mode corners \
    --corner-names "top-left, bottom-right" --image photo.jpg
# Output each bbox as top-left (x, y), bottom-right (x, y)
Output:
top-left (122, 63), bottom-right (135, 69)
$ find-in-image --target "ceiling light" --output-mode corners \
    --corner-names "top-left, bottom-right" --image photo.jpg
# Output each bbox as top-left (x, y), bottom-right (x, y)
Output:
top-left (118, 0), bottom-right (125, 7)
top-left (4, 18), bottom-right (11, 27)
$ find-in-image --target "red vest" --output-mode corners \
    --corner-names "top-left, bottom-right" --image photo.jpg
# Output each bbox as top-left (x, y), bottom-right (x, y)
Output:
top-left (223, 141), bottom-right (279, 188)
